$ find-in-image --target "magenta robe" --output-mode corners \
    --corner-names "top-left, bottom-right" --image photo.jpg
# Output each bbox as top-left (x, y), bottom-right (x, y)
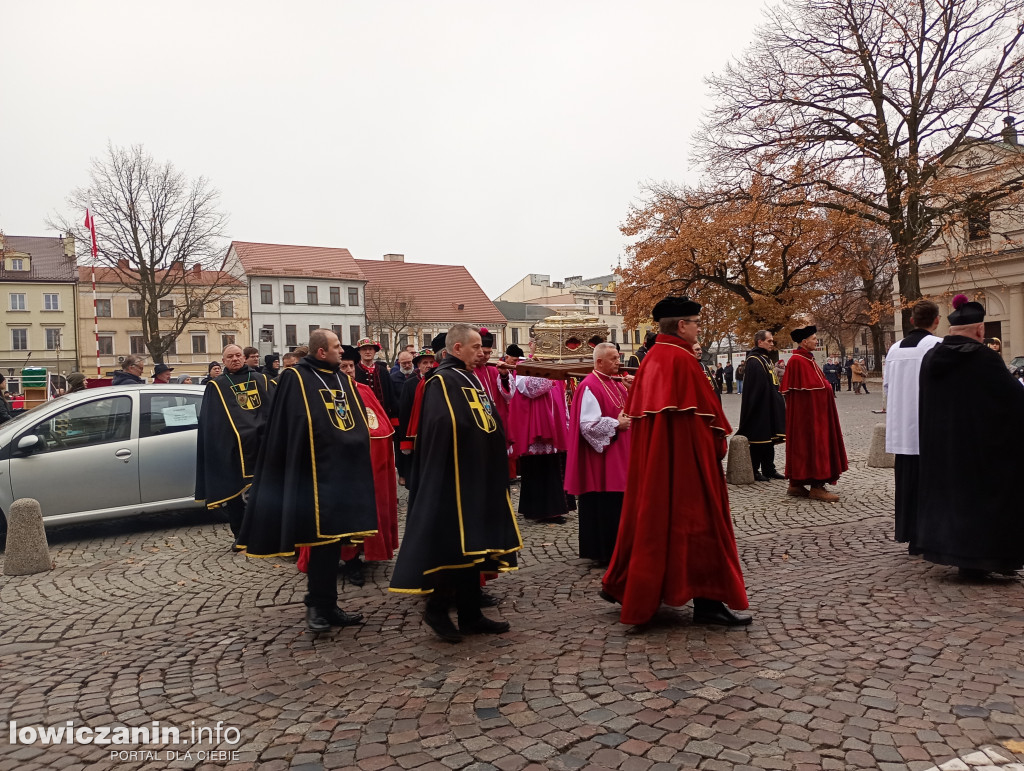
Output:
top-left (506, 377), bottom-right (569, 458)
top-left (565, 372), bottom-right (630, 494)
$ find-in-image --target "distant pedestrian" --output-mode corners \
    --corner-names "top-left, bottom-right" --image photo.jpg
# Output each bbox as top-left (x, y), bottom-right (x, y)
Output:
top-left (261, 354), bottom-right (280, 381)
top-left (693, 344), bottom-right (722, 399)
top-left (0, 374), bottom-right (14, 424)
top-left (736, 360), bottom-right (746, 394)
top-left (723, 362), bottom-right (734, 394)
top-left (201, 361), bottom-right (222, 385)
top-left (851, 360), bottom-right (868, 393)
top-left (112, 355), bottom-right (146, 385)
top-left (152, 363), bottom-right (174, 384)
top-left (625, 331), bottom-right (656, 368)
top-left (823, 357), bottom-right (841, 394)
top-left (737, 330), bottom-right (786, 482)
top-left (714, 363), bottom-right (725, 393)
top-left (66, 372), bottom-right (88, 393)
top-left (845, 356), bottom-right (854, 391)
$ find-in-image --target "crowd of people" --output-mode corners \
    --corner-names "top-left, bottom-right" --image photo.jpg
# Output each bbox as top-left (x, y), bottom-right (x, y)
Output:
top-left (186, 291), bottom-right (1021, 642)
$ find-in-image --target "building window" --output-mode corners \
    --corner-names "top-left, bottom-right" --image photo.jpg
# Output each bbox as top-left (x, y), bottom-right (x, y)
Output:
top-left (348, 288), bottom-right (360, 306)
top-left (10, 293), bottom-right (25, 311)
top-left (330, 286), bottom-right (341, 305)
top-left (582, 299), bottom-right (590, 312)
top-left (306, 286), bottom-right (318, 305)
top-left (634, 329), bottom-right (641, 344)
top-left (11, 258), bottom-right (24, 271)
top-left (98, 335), bottom-right (114, 355)
top-left (159, 299), bottom-right (174, 318)
top-left (610, 300), bottom-right (618, 315)
top-left (130, 335), bottom-right (146, 355)
top-left (128, 299), bottom-right (142, 317)
top-left (611, 328), bottom-right (618, 344)
top-left (12, 329), bottom-right (27, 350)
top-left (220, 300), bottom-right (234, 318)
top-left (422, 333), bottom-right (431, 348)
top-left (331, 325), bottom-right (343, 339)
top-left (597, 299), bottom-right (604, 314)
top-left (192, 335), bottom-right (207, 354)
top-left (399, 333), bottom-right (408, 348)
top-left (350, 325), bottom-right (361, 346)
top-left (45, 329), bottom-right (62, 350)
top-left (162, 334), bottom-right (177, 355)
top-left (260, 283), bottom-right (273, 304)
top-left (43, 293), bottom-right (60, 311)
top-left (286, 325), bottom-right (297, 347)
top-left (967, 197), bottom-right (991, 241)
top-left (283, 285), bottom-right (295, 304)
top-left (190, 300), bottom-right (205, 318)
top-left (309, 324), bottom-right (318, 338)
top-left (512, 327), bottom-right (520, 344)
top-left (94, 298), bottom-right (111, 317)
top-left (221, 334), bottom-right (235, 349)
top-left (259, 325), bottom-right (274, 344)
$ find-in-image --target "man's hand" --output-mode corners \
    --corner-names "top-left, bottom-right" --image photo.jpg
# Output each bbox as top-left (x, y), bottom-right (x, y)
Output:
top-left (617, 411), bottom-right (631, 430)
top-left (622, 374), bottom-right (635, 389)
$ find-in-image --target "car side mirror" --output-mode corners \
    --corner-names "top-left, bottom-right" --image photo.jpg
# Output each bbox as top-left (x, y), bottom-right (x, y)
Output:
top-left (16, 434), bottom-right (40, 454)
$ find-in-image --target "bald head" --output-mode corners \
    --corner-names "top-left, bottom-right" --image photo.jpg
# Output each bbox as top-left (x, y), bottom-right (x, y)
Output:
top-left (222, 344), bottom-right (245, 373)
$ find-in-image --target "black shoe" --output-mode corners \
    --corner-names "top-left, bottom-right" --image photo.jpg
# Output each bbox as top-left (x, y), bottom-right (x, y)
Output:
top-left (325, 607), bottom-right (364, 627)
top-left (753, 472), bottom-right (768, 482)
top-left (549, 516), bottom-right (567, 524)
top-left (767, 471), bottom-right (786, 480)
top-left (479, 591), bottom-right (500, 608)
top-left (460, 615), bottom-right (510, 634)
top-left (957, 567), bottom-right (990, 581)
top-left (692, 599), bottom-right (753, 627)
top-left (598, 589), bottom-right (620, 605)
top-left (306, 606), bottom-right (332, 633)
top-left (339, 558), bottom-right (366, 587)
top-left (423, 609), bottom-right (463, 643)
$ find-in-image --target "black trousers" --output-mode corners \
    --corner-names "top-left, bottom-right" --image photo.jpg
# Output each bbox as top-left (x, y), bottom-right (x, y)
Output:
top-left (425, 568), bottom-right (482, 624)
top-left (223, 496), bottom-right (246, 538)
top-left (305, 541), bottom-right (342, 611)
top-left (894, 454), bottom-right (919, 549)
top-left (748, 442), bottom-right (777, 476)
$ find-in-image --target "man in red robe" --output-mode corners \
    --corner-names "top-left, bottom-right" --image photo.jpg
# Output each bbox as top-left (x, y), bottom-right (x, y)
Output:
top-left (780, 325), bottom-right (848, 501)
top-left (601, 295), bottom-right (751, 627)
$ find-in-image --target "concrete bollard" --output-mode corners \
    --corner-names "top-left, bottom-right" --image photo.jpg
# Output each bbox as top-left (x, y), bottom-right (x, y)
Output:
top-left (726, 435), bottom-right (756, 484)
top-left (867, 423), bottom-right (895, 469)
top-left (3, 498), bottom-right (53, 576)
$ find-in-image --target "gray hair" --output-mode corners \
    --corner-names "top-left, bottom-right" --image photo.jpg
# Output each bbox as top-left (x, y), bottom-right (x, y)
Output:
top-left (446, 323), bottom-right (479, 353)
top-left (593, 342), bottom-right (617, 362)
top-left (754, 330), bottom-right (771, 345)
top-left (122, 354), bottom-right (143, 370)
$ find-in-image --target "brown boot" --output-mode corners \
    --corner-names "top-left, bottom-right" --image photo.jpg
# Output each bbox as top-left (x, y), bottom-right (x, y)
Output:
top-left (786, 485), bottom-right (809, 497)
top-left (808, 487), bottom-right (839, 502)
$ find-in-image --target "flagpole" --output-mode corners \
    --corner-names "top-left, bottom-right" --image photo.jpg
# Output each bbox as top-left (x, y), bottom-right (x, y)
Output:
top-left (86, 206), bottom-right (100, 376)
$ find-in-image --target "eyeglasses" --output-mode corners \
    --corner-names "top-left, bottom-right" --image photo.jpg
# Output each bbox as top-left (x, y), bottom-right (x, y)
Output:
top-left (680, 318), bottom-right (700, 325)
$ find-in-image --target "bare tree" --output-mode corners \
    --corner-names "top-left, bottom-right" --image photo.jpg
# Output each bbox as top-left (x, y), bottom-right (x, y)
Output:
top-left (699, 0), bottom-right (1024, 333)
top-left (365, 285), bottom-right (419, 357)
top-left (50, 144), bottom-right (231, 363)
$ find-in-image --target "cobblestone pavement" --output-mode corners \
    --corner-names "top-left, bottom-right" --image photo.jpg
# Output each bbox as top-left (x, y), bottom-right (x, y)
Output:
top-left (1, 387), bottom-right (1022, 771)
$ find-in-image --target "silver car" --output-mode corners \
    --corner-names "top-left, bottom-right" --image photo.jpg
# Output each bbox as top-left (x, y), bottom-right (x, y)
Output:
top-left (0, 383), bottom-right (205, 530)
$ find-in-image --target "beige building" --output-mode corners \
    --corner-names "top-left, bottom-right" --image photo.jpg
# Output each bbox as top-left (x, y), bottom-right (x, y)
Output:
top-left (911, 126), bottom-right (1024, 360)
top-left (77, 266), bottom-right (249, 378)
top-left (0, 233), bottom-right (80, 389)
top-left (495, 273), bottom-right (649, 352)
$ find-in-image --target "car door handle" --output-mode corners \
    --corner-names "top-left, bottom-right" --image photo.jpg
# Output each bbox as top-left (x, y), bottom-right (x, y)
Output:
top-left (114, 448), bottom-right (132, 462)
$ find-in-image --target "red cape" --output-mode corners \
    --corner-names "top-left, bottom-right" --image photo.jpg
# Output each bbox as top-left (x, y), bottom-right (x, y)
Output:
top-left (601, 335), bottom-right (748, 624)
top-left (779, 349), bottom-right (848, 485)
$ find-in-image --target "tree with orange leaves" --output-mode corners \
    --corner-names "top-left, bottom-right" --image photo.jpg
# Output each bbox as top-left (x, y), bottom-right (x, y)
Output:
top-left (618, 173), bottom-right (859, 344)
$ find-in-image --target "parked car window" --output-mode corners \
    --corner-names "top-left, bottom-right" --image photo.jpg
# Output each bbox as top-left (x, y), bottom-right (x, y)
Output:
top-left (141, 392), bottom-right (203, 438)
top-left (23, 396), bottom-right (132, 453)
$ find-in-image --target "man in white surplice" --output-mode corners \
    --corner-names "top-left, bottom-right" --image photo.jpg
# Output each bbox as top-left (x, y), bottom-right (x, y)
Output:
top-left (883, 299), bottom-right (941, 551)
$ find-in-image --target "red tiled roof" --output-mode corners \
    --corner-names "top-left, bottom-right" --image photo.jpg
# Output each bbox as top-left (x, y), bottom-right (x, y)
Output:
top-left (354, 258), bottom-right (506, 324)
top-left (78, 266), bottom-right (244, 286)
top-left (230, 241), bottom-right (365, 280)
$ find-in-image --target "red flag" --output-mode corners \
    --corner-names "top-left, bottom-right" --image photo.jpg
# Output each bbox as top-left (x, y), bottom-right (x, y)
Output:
top-left (84, 209), bottom-right (98, 258)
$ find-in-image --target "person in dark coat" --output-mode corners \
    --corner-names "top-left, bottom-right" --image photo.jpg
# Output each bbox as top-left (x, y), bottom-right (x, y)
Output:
top-left (625, 331), bottom-right (656, 369)
top-left (737, 331), bottom-right (786, 481)
top-left (0, 374), bottom-right (14, 424)
top-left (723, 362), bottom-right (734, 394)
top-left (201, 361), bottom-right (223, 385)
top-left (112, 355), bottom-right (146, 385)
top-left (390, 324), bottom-right (521, 642)
top-left (822, 358), bottom-right (841, 393)
top-left (390, 349), bottom-right (415, 391)
top-left (917, 294), bottom-right (1024, 578)
top-left (261, 354), bottom-right (280, 381)
top-left (353, 338), bottom-right (398, 428)
top-left (845, 356), bottom-right (854, 391)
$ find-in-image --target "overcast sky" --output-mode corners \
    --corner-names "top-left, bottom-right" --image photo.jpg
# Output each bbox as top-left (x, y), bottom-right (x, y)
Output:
top-left (1, 1), bottom-right (769, 297)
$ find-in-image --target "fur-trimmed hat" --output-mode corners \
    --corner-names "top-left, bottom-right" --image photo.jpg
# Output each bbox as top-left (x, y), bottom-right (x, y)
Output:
top-left (651, 295), bottom-right (701, 321)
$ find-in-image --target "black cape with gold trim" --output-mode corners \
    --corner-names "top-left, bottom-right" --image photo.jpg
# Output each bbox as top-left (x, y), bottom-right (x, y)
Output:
top-left (195, 369), bottom-right (274, 507)
top-left (237, 356), bottom-right (378, 558)
top-left (737, 348), bottom-right (786, 444)
top-left (389, 357), bottom-right (522, 594)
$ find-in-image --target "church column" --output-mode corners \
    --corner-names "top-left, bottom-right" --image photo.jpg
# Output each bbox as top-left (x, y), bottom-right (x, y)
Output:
top-left (1010, 285), bottom-right (1024, 357)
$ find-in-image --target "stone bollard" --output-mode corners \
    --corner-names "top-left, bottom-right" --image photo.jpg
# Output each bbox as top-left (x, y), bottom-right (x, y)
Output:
top-left (867, 423), bottom-right (895, 469)
top-left (726, 435), bottom-right (756, 484)
top-left (3, 498), bottom-right (53, 576)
